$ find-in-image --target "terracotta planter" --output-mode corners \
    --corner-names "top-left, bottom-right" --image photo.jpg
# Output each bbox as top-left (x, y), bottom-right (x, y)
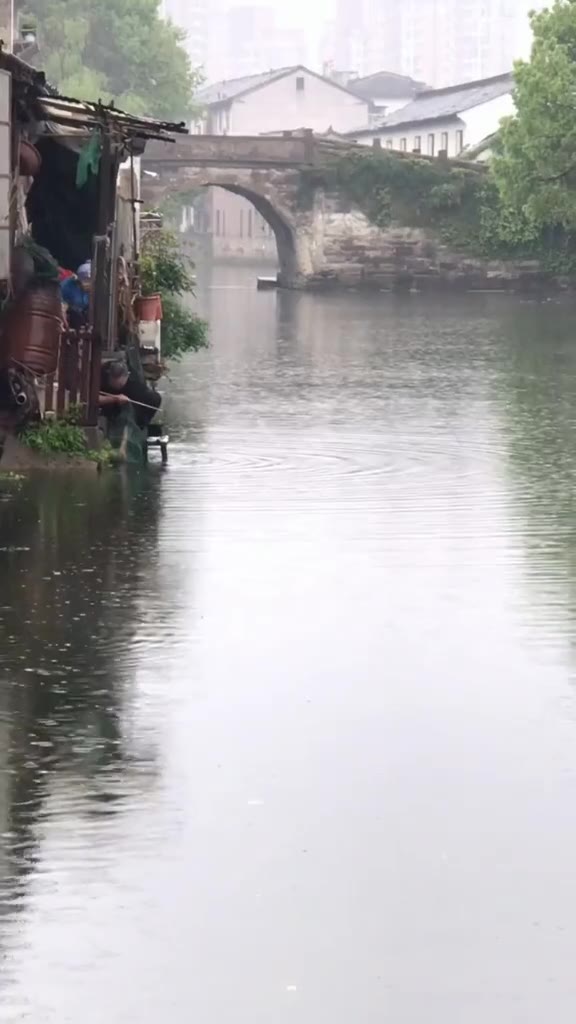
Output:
top-left (135, 294), bottom-right (163, 321)
top-left (19, 140), bottom-right (42, 178)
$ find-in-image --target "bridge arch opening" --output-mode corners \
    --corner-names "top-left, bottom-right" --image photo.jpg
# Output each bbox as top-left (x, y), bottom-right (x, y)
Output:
top-left (193, 183), bottom-right (300, 288)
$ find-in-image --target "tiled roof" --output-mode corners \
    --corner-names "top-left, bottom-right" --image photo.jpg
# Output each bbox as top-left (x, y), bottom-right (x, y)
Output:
top-left (196, 68), bottom-right (295, 106)
top-left (378, 72), bottom-right (513, 128)
top-left (196, 65), bottom-right (370, 108)
top-left (347, 72), bottom-right (513, 134)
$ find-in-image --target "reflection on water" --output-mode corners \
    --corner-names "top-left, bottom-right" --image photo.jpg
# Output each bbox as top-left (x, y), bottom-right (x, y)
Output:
top-left (3, 266), bottom-right (576, 1020)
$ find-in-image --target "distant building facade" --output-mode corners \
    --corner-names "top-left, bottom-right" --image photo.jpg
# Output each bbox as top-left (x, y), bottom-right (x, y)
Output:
top-left (205, 5), bottom-right (309, 83)
top-left (346, 72), bottom-right (513, 158)
top-left (193, 66), bottom-right (369, 262)
top-left (163, 0), bottom-right (209, 70)
top-left (333, 0), bottom-right (530, 87)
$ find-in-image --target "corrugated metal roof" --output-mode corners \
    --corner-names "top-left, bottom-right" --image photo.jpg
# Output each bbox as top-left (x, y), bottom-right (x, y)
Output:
top-left (196, 68), bottom-right (295, 106)
top-left (377, 72), bottom-right (513, 129)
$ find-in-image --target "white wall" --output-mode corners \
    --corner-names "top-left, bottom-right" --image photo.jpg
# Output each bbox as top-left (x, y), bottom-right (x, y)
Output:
top-left (353, 91), bottom-right (514, 157)
top-left (228, 68), bottom-right (369, 135)
top-left (354, 117), bottom-right (464, 157)
top-left (460, 92), bottom-right (514, 146)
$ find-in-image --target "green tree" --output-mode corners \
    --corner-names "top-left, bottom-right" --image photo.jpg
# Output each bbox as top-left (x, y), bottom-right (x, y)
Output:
top-left (140, 229), bottom-right (208, 361)
top-left (19, 0), bottom-right (201, 121)
top-left (494, 0), bottom-right (576, 233)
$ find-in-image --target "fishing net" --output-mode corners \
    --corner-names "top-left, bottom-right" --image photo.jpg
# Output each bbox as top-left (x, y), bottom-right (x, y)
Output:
top-left (103, 405), bottom-right (147, 466)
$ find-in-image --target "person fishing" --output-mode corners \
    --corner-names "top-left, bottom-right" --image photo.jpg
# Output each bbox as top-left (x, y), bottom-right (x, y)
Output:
top-left (99, 359), bottom-right (161, 429)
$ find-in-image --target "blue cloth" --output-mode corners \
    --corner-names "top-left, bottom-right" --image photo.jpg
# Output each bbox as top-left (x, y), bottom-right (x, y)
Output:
top-left (61, 276), bottom-right (89, 313)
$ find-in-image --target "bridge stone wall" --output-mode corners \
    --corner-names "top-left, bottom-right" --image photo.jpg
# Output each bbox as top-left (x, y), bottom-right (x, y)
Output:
top-left (306, 193), bottom-right (548, 292)
top-left (143, 138), bottom-right (552, 293)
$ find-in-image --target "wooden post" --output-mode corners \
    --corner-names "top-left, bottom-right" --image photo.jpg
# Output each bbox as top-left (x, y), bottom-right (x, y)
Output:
top-left (56, 333), bottom-right (67, 418)
top-left (44, 373), bottom-right (55, 415)
top-left (87, 237), bottom-right (108, 425)
top-left (68, 331), bottom-right (79, 406)
top-left (87, 330), bottom-right (102, 426)
top-left (79, 328), bottom-right (91, 421)
top-left (303, 127), bottom-right (315, 165)
top-left (86, 130), bottom-right (116, 426)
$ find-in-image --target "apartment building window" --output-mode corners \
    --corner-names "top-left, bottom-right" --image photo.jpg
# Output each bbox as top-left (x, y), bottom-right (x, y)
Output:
top-left (400, 138), bottom-right (407, 152)
top-left (428, 134), bottom-right (435, 156)
top-left (441, 131), bottom-right (449, 153)
top-left (456, 129), bottom-right (464, 153)
top-left (413, 135), bottom-right (421, 152)
top-left (296, 76), bottom-right (305, 92)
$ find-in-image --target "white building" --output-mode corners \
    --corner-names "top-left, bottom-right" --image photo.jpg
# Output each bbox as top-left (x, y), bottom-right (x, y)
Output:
top-left (196, 65), bottom-right (369, 136)
top-left (346, 72), bottom-right (513, 159)
top-left (193, 66), bottom-right (370, 261)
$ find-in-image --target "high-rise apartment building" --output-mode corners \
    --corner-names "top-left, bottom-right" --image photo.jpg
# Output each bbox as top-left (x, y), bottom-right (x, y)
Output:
top-left (164, 0), bottom-right (209, 70)
top-left (333, 0), bottom-right (531, 87)
top-left (207, 5), bottom-right (309, 83)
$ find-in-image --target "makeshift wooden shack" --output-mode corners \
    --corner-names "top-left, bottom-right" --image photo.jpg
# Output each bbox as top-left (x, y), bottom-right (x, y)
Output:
top-left (0, 49), bottom-right (186, 431)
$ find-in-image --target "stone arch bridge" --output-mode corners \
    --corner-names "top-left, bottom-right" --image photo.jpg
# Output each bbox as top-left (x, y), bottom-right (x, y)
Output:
top-left (142, 134), bottom-right (538, 292)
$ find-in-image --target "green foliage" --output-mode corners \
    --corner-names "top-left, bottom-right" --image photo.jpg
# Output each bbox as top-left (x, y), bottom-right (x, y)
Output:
top-left (19, 0), bottom-right (202, 120)
top-left (311, 148), bottom-right (576, 273)
top-left (310, 151), bottom-right (490, 247)
top-left (87, 440), bottom-right (122, 468)
top-left (493, 0), bottom-right (576, 233)
top-left (158, 190), bottom-right (201, 229)
top-left (21, 420), bottom-right (88, 456)
top-left (160, 295), bottom-right (208, 361)
top-left (140, 230), bottom-right (194, 295)
top-left (140, 229), bottom-right (208, 360)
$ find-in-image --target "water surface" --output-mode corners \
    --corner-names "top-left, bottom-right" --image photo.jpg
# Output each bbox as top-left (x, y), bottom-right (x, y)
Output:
top-left (2, 267), bottom-right (576, 1021)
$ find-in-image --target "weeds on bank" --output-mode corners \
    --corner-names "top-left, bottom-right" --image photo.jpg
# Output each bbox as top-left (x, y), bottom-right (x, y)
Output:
top-left (21, 414), bottom-right (119, 467)
top-left (21, 419), bottom-right (88, 456)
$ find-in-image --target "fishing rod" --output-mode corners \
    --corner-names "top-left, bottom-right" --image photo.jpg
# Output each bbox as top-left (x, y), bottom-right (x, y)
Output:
top-left (98, 391), bottom-right (159, 411)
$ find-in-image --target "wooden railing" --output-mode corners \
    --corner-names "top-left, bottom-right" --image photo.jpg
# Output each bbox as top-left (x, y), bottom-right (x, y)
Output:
top-left (43, 327), bottom-right (101, 425)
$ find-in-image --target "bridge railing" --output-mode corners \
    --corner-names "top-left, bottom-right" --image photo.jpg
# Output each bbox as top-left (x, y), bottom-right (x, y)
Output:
top-left (143, 132), bottom-right (318, 167)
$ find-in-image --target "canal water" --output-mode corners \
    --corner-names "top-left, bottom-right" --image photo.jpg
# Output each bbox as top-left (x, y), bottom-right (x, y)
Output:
top-left (2, 266), bottom-right (576, 1021)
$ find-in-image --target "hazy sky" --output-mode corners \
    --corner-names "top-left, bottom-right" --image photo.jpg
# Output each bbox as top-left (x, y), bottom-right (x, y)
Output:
top-left (217, 0), bottom-right (542, 51)
top-left (222, 0), bottom-right (331, 33)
